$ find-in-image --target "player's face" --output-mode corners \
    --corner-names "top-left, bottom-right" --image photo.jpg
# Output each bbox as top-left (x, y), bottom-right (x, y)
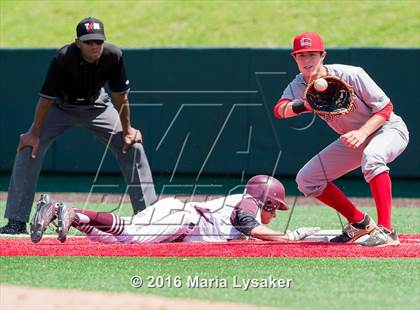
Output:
top-left (261, 208), bottom-right (276, 224)
top-left (76, 39), bottom-right (104, 63)
top-left (293, 51), bottom-right (326, 82)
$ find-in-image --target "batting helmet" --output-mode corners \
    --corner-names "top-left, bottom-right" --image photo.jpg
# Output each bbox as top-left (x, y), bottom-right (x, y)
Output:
top-left (245, 175), bottom-right (288, 211)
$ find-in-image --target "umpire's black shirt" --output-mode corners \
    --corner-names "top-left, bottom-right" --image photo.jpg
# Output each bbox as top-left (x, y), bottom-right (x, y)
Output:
top-left (40, 43), bottom-right (129, 107)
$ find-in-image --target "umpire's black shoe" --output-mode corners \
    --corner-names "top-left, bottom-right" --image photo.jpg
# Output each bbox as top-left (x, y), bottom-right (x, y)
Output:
top-left (0, 219), bottom-right (28, 234)
top-left (330, 213), bottom-right (376, 243)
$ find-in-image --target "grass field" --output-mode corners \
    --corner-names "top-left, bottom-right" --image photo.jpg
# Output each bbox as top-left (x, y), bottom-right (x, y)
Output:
top-left (1, 1), bottom-right (419, 309)
top-left (1, 257), bottom-right (419, 309)
top-left (1, 202), bottom-right (419, 235)
top-left (1, 202), bottom-right (420, 308)
top-left (1, 0), bottom-right (419, 48)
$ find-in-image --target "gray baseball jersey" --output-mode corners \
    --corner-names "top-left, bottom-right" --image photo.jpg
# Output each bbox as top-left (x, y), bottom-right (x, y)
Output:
top-left (281, 64), bottom-right (408, 137)
top-left (280, 64), bottom-right (409, 196)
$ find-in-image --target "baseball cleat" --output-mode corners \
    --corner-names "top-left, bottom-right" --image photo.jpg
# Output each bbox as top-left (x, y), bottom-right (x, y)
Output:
top-left (330, 213), bottom-right (376, 243)
top-left (56, 202), bottom-right (75, 243)
top-left (30, 194), bottom-right (56, 243)
top-left (360, 226), bottom-right (400, 247)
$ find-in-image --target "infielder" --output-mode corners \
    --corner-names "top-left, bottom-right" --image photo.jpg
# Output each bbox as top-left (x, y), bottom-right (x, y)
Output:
top-left (274, 32), bottom-right (409, 247)
top-left (30, 175), bottom-right (319, 244)
top-left (0, 17), bottom-right (157, 235)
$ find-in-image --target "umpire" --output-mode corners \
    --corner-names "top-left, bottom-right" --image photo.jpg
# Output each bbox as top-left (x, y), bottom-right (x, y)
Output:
top-left (0, 17), bottom-right (157, 234)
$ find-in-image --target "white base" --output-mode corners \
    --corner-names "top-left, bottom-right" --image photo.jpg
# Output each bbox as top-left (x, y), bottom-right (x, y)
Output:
top-left (304, 229), bottom-right (370, 243)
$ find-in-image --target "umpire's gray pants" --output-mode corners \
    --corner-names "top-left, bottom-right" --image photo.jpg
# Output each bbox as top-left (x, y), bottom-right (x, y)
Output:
top-left (5, 103), bottom-right (157, 222)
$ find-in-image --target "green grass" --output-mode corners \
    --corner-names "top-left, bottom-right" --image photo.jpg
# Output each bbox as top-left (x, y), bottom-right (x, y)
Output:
top-left (1, 0), bottom-right (419, 47)
top-left (1, 173), bottom-right (419, 197)
top-left (1, 257), bottom-right (419, 309)
top-left (1, 2), bottom-right (419, 308)
top-left (1, 202), bottom-right (419, 309)
top-left (1, 201), bottom-right (419, 234)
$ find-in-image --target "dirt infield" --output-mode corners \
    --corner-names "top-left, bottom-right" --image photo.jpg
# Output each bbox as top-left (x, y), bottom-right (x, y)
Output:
top-left (0, 285), bottom-right (279, 310)
top-left (1, 235), bottom-right (419, 258)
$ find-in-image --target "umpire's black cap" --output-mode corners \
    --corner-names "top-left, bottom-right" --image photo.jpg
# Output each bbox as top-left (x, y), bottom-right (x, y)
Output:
top-left (76, 17), bottom-right (106, 41)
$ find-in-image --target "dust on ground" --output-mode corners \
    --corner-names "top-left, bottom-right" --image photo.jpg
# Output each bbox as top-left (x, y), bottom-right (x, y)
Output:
top-left (0, 285), bottom-right (281, 310)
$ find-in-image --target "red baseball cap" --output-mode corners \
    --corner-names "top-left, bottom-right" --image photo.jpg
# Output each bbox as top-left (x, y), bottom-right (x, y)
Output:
top-left (291, 32), bottom-right (325, 55)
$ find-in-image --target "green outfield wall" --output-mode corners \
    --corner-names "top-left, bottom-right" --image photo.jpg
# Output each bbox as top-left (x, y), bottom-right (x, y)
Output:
top-left (0, 48), bottom-right (418, 178)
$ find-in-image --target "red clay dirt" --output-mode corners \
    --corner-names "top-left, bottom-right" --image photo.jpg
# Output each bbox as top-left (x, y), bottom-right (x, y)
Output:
top-left (1, 234), bottom-right (419, 258)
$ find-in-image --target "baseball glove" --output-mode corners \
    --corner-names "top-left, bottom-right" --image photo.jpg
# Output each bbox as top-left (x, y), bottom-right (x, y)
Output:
top-left (287, 227), bottom-right (321, 241)
top-left (305, 76), bottom-right (354, 115)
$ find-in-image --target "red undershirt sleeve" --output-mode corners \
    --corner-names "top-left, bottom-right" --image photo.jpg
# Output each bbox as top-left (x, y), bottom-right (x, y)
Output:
top-left (273, 99), bottom-right (291, 119)
top-left (374, 101), bottom-right (393, 121)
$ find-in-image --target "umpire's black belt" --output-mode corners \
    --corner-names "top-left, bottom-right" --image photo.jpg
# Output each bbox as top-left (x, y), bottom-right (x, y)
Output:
top-left (63, 95), bottom-right (97, 105)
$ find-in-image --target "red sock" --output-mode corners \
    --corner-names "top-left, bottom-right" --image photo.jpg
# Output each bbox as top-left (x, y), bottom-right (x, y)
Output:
top-left (315, 182), bottom-right (365, 223)
top-left (73, 209), bottom-right (125, 235)
top-left (369, 172), bottom-right (392, 230)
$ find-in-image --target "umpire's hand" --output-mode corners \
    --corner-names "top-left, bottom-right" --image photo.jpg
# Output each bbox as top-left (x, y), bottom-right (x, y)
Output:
top-left (122, 127), bottom-right (143, 154)
top-left (17, 131), bottom-right (40, 159)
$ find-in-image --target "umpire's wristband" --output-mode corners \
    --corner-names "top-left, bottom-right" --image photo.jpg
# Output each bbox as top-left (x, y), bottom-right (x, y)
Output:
top-left (291, 99), bottom-right (308, 114)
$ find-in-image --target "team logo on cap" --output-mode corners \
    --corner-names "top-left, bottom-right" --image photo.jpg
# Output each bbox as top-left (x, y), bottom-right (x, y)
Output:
top-left (84, 22), bottom-right (101, 32)
top-left (300, 37), bottom-right (312, 47)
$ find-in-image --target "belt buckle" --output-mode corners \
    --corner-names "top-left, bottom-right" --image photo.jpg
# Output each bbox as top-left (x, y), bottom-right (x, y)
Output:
top-left (75, 98), bottom-right (88, 105)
